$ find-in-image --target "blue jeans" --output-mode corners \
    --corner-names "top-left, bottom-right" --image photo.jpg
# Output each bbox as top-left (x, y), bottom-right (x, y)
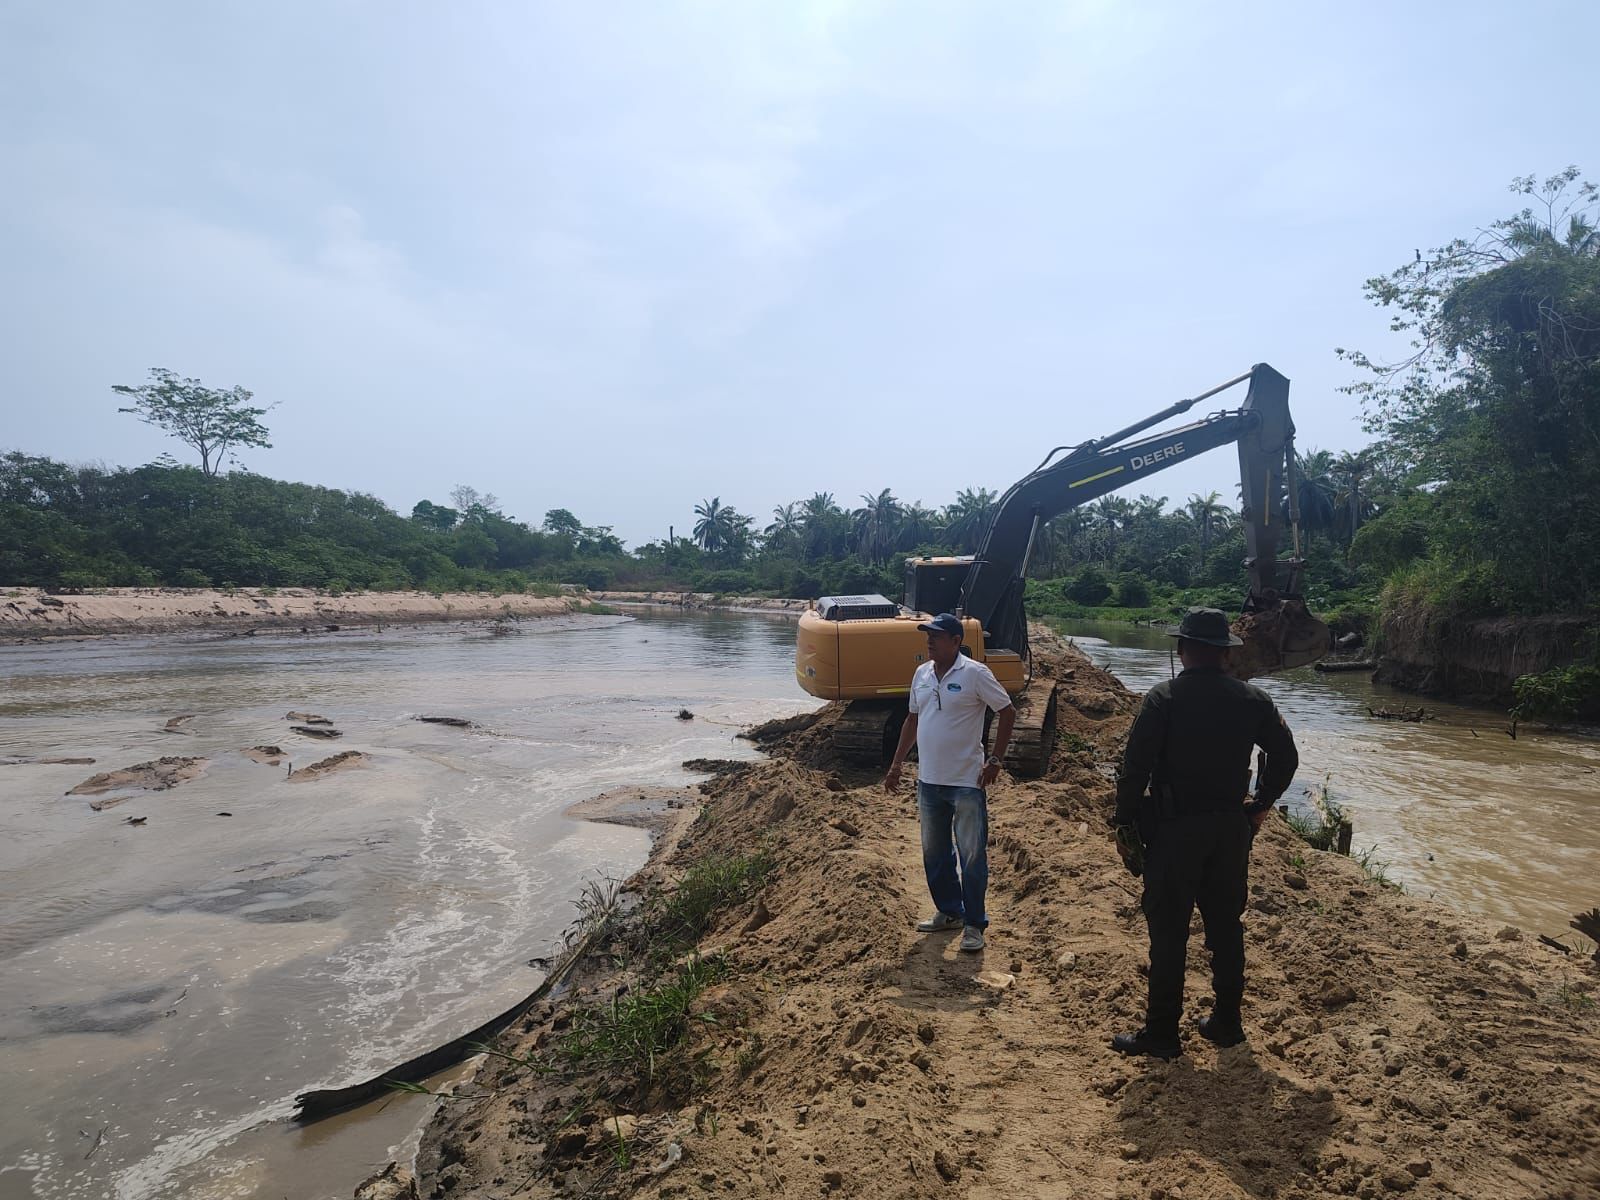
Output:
top-left (917, 782), bottom-right (989, 929)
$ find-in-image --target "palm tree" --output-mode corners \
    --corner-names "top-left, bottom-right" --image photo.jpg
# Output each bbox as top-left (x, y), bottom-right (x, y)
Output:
top-left (1332, 450), bottom-right (1373, 550)
top-left (800, 492), bottom-right (842, 562)
top-left (692, 496), bottom-right (731, 555)
top-left (1089, 495), bottom-right (1133, 563)
top-left (897, 501), bottom-right (940, 551)
top-left (1184, 491), bottom-right (1227, 565)
top-left (943, 487), bottom-right (997, 554)
top-left (765, 502), bottom-right (802, 556)
top-left (1293, 449), bottom-right (1338, 554)
top-left (854, 488), bottom-right (902, 567)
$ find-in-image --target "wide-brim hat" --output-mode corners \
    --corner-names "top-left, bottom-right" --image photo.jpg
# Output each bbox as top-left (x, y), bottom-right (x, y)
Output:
top-left (1168, 607), bottom-right (1243, 648)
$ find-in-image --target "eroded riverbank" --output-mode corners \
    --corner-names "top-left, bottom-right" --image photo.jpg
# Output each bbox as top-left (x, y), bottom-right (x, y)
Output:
top-left (407, 631), bottom-right (1600, 1199)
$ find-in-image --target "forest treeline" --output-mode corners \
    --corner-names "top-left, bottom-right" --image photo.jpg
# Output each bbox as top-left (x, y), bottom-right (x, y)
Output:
top-left (4, 172), bottom-right (1596, 648)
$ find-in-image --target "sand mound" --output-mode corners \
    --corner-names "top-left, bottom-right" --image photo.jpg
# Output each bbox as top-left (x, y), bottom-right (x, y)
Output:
top-left (241, 745), bottom-right (286, 765)
top-left (288, 751), bottom-right (367, 781)
top-left (418, 634), bottom-right (1600, 1199)
top-left (67, 757), bottom-right (207, 807)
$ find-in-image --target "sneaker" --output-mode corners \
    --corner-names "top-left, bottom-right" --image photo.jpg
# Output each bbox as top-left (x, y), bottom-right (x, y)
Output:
top-left (959, 925), bottom-right (986, 952)
top-left (915, 912), bottom-right (963, 933)
top-left (1110, 1028), bottom-right (1181, 1060)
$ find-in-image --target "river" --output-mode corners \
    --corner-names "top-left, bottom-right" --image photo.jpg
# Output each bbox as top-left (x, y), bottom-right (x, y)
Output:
top-left (4, 611), bottom-right (1597, 1199)
top-left (0, 611), bottom-right (811, 1200)
top-left (1058, 618), bottom-right (1600, 939)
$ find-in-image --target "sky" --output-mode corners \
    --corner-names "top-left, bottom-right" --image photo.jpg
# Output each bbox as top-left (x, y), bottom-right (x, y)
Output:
top-left (3, 1), bottom-right (1595, 547)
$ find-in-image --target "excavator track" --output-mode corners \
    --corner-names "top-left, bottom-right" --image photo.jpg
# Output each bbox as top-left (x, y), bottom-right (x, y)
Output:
top-left (832, 701), bottom-right (906, 766)
top-left (1000, 683), bottom-right (1059, 779)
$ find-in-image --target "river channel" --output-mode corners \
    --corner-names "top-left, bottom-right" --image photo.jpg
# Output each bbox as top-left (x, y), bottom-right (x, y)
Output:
top-left (1058, 618), bottom-right (1600, 940)
top-left (3, 611), bottom-right (1596, 1200)
top-left (0, 611), bottom-right (810, 1200)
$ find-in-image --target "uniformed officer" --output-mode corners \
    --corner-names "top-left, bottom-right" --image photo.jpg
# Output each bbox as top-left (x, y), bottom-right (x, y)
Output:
top-left (1110, 607), bottom-right (1299, 1059)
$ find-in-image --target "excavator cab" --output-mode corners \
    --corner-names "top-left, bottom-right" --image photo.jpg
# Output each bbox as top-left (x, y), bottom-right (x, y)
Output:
top-left (903, 556), bottom-right (973, 617)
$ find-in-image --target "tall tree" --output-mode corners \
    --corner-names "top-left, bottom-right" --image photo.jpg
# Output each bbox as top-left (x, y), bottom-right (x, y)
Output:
top-left (854, 489), bottom-right (902, 566)
top-left (1184, 491), bottom-right (1227, 565)
top-left (1339, 168), bottom-right (1600, 610)
top-left (112, 368), bottom-right (273, 476)
top-left (943, 487), bottom-right (997, 554)
top-left (692, 496), bottom-right (731, 555)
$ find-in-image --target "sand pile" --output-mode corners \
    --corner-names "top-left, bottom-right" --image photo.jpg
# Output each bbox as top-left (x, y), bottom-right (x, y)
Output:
top-left (415, 639), bottom-right (1600, 1199)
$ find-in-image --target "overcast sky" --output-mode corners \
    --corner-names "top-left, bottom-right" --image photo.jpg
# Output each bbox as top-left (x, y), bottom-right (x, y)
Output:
top-left (3, 2), bottom-right (1593, 546)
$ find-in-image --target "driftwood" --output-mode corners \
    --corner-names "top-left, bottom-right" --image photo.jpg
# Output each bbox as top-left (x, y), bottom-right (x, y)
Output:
top-left (416, 716), bottom-right (475, 728)
top-left (1315, 660), bottom-right (1376, 673)
top-left (1368, 705), bottom-right (1426, 723)
top-left (291, 725), bottom-right (342, 739)
top-left (1573, 908), bottom-right (1600, 965)
top-left (292, 922), bottom-right (606, 1123)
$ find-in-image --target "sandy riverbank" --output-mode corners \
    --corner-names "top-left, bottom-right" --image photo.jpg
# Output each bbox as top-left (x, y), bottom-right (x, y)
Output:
top-left (383, 629), bottom-right (1599, 1200)
top-left (0, 587), bottom-right (581, 640)
top-left (588, 591), bottom-right (808, 615)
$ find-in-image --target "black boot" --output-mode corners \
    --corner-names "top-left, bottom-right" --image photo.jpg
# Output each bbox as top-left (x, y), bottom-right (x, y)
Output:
top-left (1111, 1028), bottom-right (1181, 1060)
top-left (1197, 1013), bottom-right (1245, 1047)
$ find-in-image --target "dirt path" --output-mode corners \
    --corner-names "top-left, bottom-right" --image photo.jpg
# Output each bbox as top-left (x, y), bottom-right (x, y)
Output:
top-left (410, 638), bottom-right (1600, 1200)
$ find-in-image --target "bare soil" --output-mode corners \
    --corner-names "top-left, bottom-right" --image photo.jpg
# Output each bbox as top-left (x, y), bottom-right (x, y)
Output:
top-left (66, 756), bottom-right (207, 804)
top-left (288, 750), bottom-right (368, 782)
top-left (413, 637), bottom-right (1600, 1200)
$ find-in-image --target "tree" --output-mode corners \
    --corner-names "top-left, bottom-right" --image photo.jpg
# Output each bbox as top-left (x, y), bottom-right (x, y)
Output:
top-left (1184, 491), bottom-right (1228, 565)
top-left (765, 503), bottom-right (803, 556)
top-left (854, 488), bottom-right (902, 566)
top-left (943, 487), bottom-right (997, 554)
top-left (450, 485), bottom-right (500, 513)
top-left (113, 368), bottom-right (273, 476)
top-left (1332, 450), bottom-right (1374, 550)
top-left (1293, 448), bottom-right (1338, 554)
top-left (1339, 168), bottom-right (1600, 611)
top-left (542, 509), bottom-right (584, 538)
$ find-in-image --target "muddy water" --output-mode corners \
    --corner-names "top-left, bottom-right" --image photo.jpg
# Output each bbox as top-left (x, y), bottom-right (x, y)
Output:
top-left (1059, 619), bottom-right (1600, 937)
top-left (0, 612), bottom-right (813, 1200)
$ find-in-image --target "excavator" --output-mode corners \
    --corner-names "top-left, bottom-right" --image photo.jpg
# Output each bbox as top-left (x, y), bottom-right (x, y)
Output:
top-left (793, 363), bottom-right (1332, 775)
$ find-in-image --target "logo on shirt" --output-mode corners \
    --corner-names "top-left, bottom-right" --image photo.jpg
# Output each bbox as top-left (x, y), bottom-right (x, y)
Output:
top-left (946, 682), bottom-right (962, 692)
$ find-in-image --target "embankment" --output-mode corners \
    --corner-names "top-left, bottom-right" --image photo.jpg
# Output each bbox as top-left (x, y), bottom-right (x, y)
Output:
top-left (1376, 595), bottom-right (1596, 705)
top-left (588, 590), bottom-right (807, 615)
top-left (0, 587), bottom-right (580, 640)
top-left (394, 631), bottom-right (1599, 1200)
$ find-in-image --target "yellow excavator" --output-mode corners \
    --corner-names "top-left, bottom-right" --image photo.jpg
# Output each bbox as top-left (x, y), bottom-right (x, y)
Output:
top-left (794, 364), bottom-right (1331, 774)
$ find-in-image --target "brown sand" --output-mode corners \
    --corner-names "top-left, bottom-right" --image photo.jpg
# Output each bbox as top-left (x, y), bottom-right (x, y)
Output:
top-left (241, 746), bottom-right (286, 765)
top-left (67, 756), bottom-right (207, 800)
top-left (406, 636), bottom-right (1599, 1199)
top-left (288, 751), bottom-right (368, 782)
top-left (0, 587), bottom-right (580, 640)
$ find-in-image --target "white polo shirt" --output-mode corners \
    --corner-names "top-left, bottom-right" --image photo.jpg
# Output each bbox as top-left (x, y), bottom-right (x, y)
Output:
top-left (908, 652), bottom-right (1014, 788)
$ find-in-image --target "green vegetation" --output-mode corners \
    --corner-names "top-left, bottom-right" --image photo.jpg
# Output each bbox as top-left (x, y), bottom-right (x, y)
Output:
top-left (649, 852), bottom-right (773, 948)
top-left (1340, 168), bottom-right (1600, 621)
top-left (1511, 663), bottom-right (1600, 722)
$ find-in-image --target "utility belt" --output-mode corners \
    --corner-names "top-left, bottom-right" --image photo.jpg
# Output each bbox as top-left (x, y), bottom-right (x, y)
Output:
top-left (1146, 782), bottom-right (1245, 821)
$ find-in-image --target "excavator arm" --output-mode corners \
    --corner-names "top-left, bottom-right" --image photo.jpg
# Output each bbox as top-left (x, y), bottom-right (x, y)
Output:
top-left (959, 364), bottom-right (1328, 676)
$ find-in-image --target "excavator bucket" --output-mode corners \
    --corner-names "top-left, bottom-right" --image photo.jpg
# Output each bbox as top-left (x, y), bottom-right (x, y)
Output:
top-left (1229, 598), bottom-right (1332, 681)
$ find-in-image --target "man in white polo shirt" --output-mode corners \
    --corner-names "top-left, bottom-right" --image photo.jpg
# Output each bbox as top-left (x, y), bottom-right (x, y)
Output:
top-left (884, 612), bottom-right (1016, 952)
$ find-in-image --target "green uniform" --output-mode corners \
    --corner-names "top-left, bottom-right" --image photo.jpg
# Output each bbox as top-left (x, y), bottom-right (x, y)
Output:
top-left (1115, 665), bottom-right (1298, 1041)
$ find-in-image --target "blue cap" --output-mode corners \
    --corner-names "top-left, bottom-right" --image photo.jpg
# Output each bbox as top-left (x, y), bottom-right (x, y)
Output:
top-left (917, 613), bottom-right (964, 637)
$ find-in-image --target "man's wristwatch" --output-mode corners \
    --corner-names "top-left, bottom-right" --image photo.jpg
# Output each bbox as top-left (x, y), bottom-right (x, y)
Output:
top-left (985, 755), bottom-right (1001, 767)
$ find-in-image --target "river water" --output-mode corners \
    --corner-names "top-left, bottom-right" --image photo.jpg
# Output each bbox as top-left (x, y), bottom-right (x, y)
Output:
top-left (1059, 619), bottom-right (1600, 939)
top-left (0, 612), bottom-right (811, 1200)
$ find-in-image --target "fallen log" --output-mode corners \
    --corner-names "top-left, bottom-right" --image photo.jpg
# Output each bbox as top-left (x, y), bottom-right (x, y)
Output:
top-left (1368, 706), bottom-right (1426, 723)
top-left (293, 921), bottom-right (606, 1123)
top-left (1315, 660), bottom-right (1376, 673)
top-left (291, 725), bottom-right (342, 739)
top-left (416, 716), bottom-right (475, 728)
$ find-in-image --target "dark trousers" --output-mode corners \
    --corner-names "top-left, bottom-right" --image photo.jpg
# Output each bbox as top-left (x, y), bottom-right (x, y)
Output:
top-left (1140, 809), bottom-right (1251, 1039)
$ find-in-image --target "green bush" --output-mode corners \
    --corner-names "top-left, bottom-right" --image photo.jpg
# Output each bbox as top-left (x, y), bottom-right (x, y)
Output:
top-left (1064, 566), bottom-right (1111, 606)
top-left (1512, 664), bottom-right (1600, 722)
top-left (1114, 573), bottom-right (1151, 608)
